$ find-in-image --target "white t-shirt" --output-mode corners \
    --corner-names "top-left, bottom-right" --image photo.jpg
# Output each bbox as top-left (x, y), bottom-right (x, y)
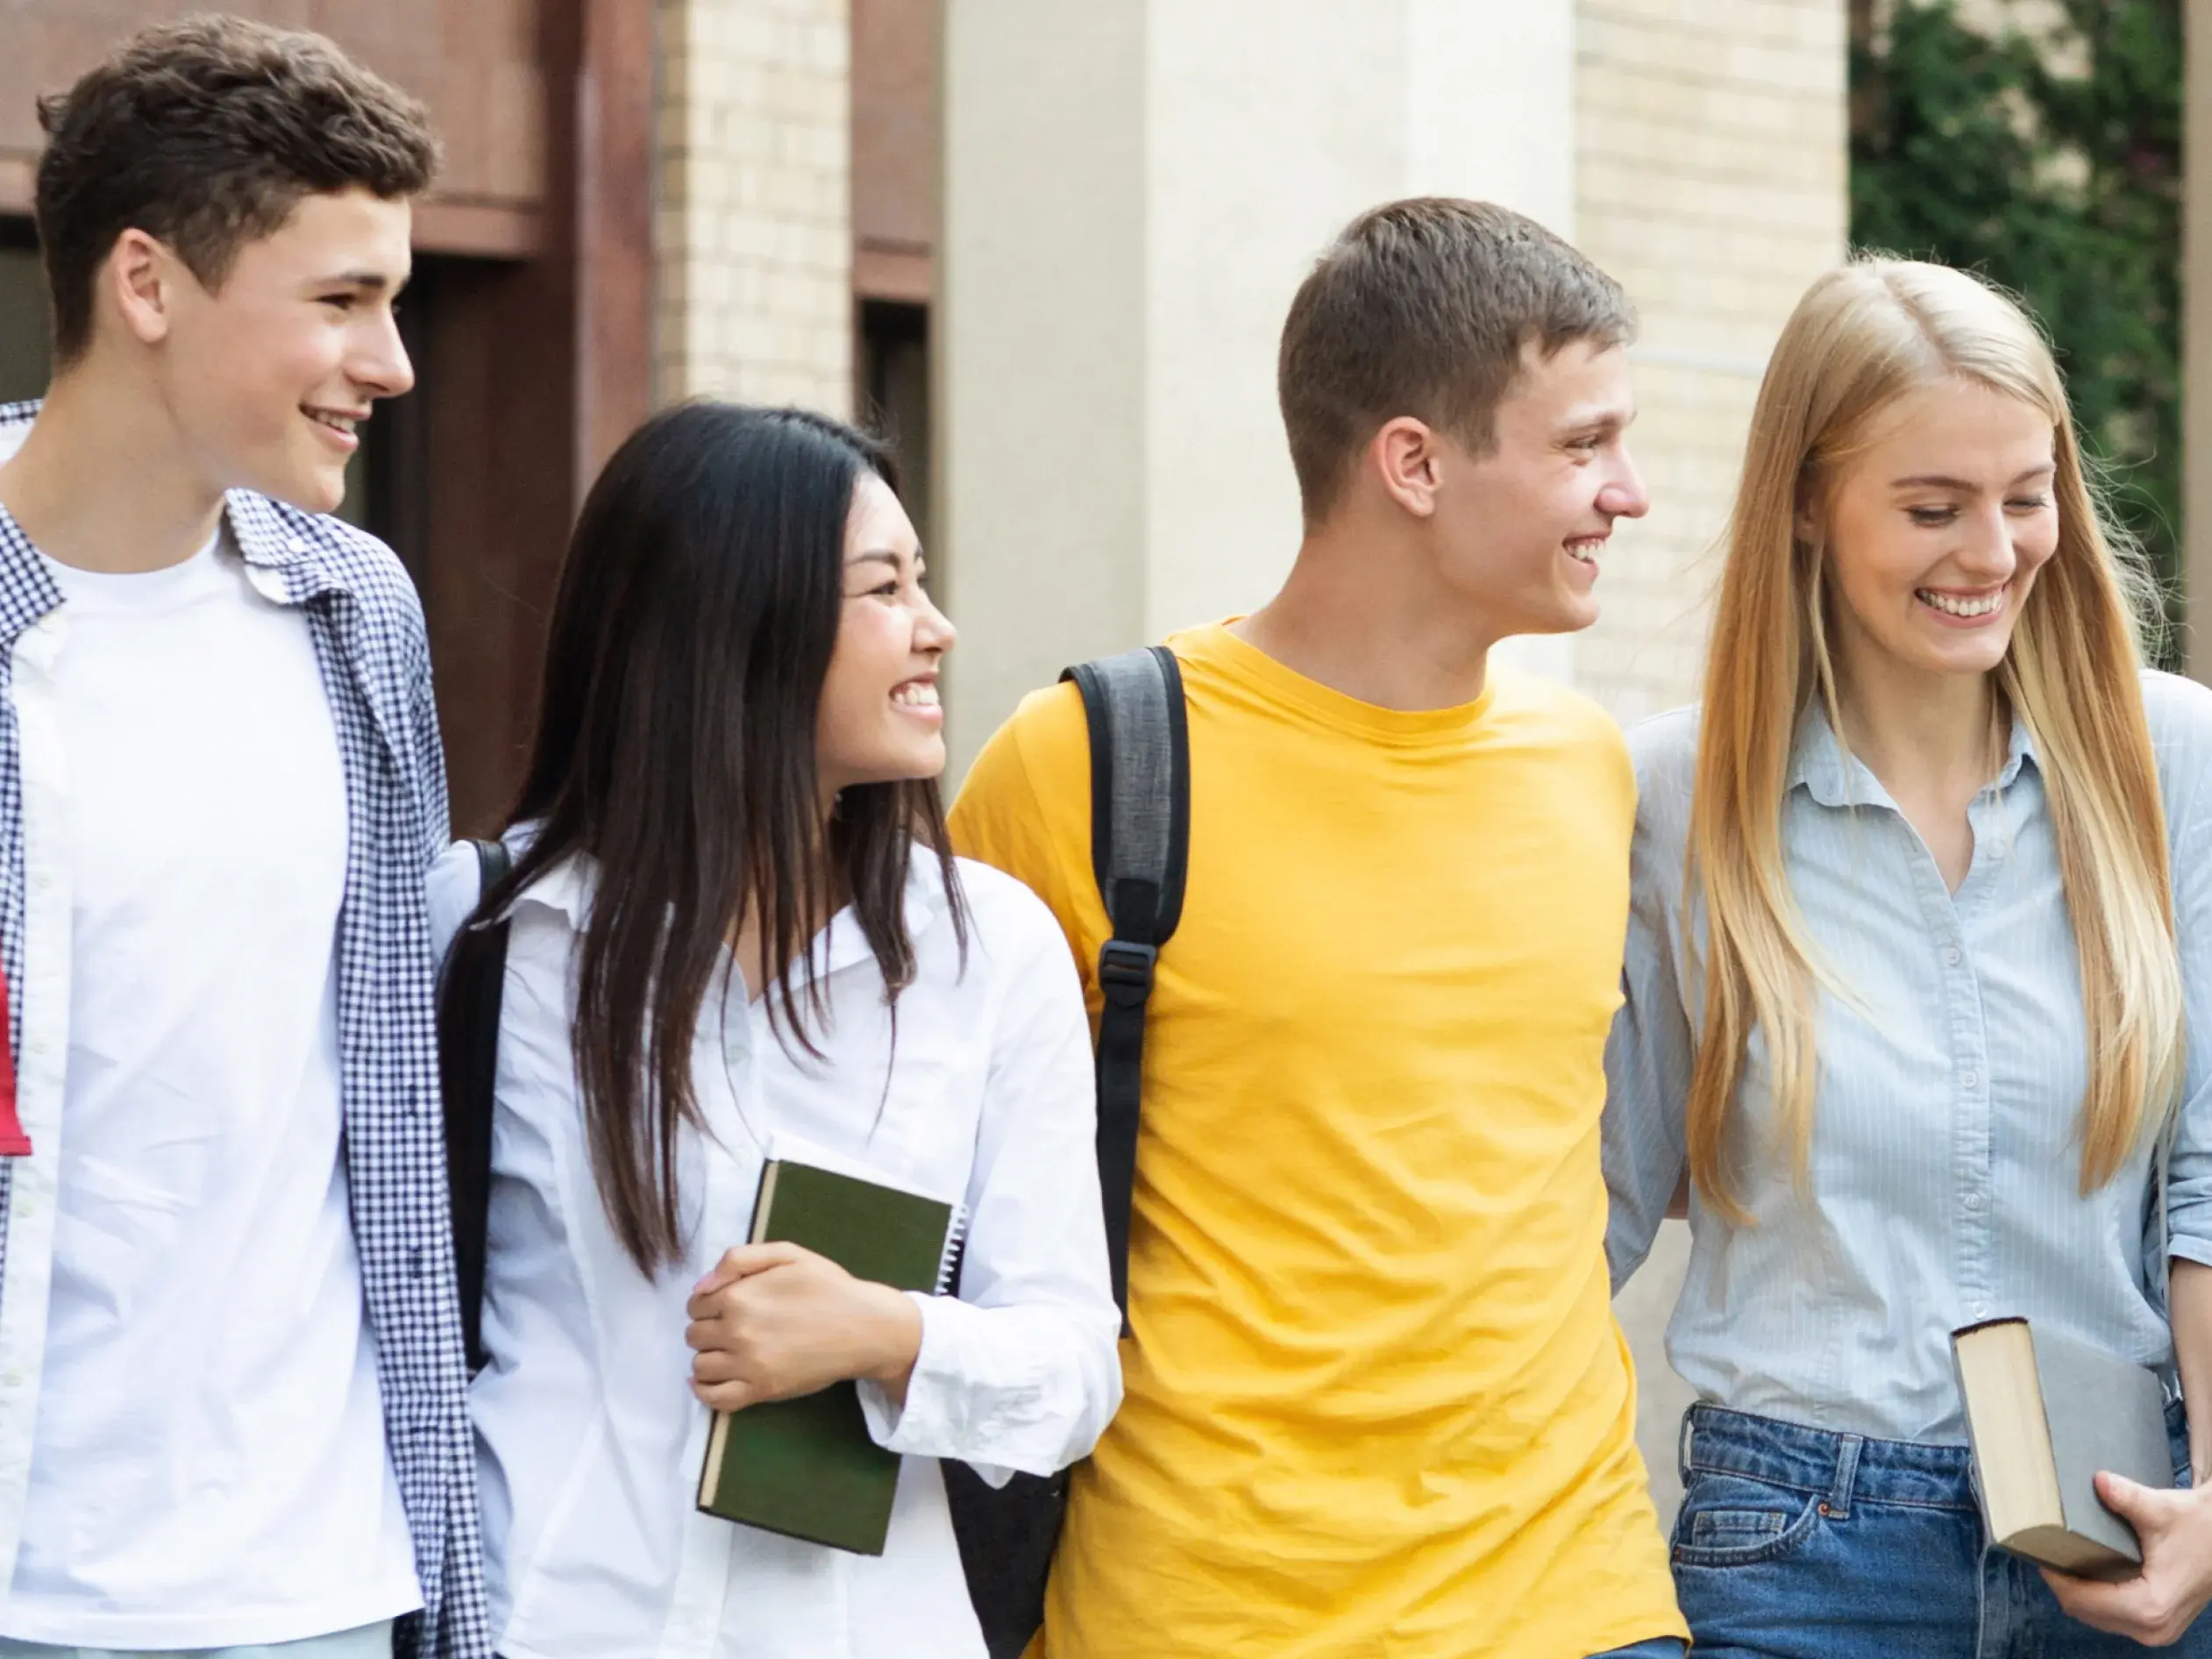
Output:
top-left (0, 537), bottom-right (423, 1648)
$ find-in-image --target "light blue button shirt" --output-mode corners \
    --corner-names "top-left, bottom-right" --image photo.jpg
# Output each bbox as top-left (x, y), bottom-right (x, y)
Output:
top-left (1604, 670), bottom-right (2212, 1443)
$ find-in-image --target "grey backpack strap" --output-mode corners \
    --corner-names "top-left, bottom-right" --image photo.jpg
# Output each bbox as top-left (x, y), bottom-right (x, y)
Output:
top-left (1059, 645), bottom-right (1189, 1329)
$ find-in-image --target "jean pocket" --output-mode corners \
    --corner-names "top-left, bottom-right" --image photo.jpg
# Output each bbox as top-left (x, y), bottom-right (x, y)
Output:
top-left (1672, 1470), bottom-right (1824, 1567)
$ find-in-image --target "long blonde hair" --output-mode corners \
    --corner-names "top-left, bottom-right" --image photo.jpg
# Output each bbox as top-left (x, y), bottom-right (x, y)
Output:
top-left (1688, 257), bottom-right (2181, 1218)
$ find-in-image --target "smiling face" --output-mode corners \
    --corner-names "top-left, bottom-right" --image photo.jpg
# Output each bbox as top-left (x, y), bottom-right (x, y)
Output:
top-left (1818, 377), bottom-right (2059, 692)
top-left (815, 472), bottom-right (955, 797)
top-left (1431, 338), bottom-right (1649, 636)
top-left (142, 186), bottom-right (416, 514)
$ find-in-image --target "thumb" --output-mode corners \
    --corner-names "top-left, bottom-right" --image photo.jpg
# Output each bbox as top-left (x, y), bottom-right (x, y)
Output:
top-left (2095, 1470), bottom-right (2184, 1527)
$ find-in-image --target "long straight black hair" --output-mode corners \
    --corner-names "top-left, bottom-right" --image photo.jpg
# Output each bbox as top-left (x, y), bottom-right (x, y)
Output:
top-left (475, 402), bottom-right (964, 1276)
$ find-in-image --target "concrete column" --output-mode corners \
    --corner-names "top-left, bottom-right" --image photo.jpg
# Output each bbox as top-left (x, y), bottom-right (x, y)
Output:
top-left (655, 0), bottom-right (853, 415)
top-left (938, 0), bottom-right (1578, 773)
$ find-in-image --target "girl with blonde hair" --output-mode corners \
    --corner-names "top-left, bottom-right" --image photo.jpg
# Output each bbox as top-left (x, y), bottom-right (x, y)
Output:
top-left (1605, 256), bottom-right (2212, 1654)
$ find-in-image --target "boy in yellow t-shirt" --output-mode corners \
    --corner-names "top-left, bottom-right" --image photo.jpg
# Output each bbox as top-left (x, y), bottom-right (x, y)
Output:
top-left (950, 200), bottom-right (1688, 1659)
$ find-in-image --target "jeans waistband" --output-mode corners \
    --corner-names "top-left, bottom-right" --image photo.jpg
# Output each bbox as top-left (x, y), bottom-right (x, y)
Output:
top-left (1683, 1395), bottom-right (2196, 1526)
top-left (1682, 1399), bottom-right (2190, 1517)
top-left (1681, 1404), bottom-right (1987, 1514)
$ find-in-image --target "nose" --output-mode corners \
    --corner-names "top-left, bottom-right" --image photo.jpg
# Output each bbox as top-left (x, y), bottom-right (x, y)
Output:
top-left (1959, 501), bottom-right (2021, 580)
top-left (914, 586), bottom-right (957, 656)
top-left (1598, 448), bottom-right (1650, 521)
top-left (352, 305), bottom-right (415, 402)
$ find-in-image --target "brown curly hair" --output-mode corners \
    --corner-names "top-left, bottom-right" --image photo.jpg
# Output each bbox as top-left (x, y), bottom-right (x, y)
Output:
top-left (34, 12), bottom-right (440, 364)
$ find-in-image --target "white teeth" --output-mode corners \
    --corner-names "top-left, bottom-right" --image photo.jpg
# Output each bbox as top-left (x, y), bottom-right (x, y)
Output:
top-left (1918, 589), bottom-right (2002, 618)
top-left (1565, 543), bottom-right (1600, 565)
top-left (309, 410), bottom-right (357, 434)
top-left (892, 683), bottom-right (939, 708)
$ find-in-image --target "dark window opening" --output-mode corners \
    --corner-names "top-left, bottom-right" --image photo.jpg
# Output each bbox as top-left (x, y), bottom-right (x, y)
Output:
top-left (857, 298), bottom-right (930, 557)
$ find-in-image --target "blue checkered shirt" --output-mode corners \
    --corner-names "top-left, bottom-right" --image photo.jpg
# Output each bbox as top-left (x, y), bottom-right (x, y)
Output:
top-left (0, 401), bottom-right (488, 1659)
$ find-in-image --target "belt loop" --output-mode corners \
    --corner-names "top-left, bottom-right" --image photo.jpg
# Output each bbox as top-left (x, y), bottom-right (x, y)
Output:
top-left (1825, 1433), bottom-right (1863, 1520)
top-left (1678, 1408), bottom-right (1696, 1485)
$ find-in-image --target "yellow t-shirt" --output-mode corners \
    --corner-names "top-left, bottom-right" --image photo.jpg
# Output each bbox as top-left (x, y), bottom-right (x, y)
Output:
top-left (950, 623), bottom-right (1683, 1659)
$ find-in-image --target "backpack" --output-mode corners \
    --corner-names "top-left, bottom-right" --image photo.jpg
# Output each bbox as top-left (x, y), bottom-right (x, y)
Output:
top-left (433, 644), bottom-right (1191, 1659)
top-left (942, 644), bottom-right (1189, 1656)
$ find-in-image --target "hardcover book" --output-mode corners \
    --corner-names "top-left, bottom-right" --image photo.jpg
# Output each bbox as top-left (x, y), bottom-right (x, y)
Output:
top-left (1952, 1316), bottom-right (2172, 1580)
top-left (695, 1156), bottom-right (961, 1556)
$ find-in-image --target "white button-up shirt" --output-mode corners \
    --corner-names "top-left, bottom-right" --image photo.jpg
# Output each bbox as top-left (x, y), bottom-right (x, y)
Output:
top-left (427, 843), bottom-right (1121, 1659)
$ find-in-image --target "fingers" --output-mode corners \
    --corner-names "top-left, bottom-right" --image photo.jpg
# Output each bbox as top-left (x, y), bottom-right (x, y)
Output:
top-left (2042, 1569), bottom-right (2193, 1648)
top-left (688, 1242), bottom-right (803, 1315)
top-left (692, 1374), bottom-right (761, 1413)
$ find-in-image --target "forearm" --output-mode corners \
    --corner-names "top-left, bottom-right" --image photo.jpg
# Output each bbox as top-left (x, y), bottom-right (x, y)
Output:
top-left (857, 1293), bottom-right (1122, 1479)
top-left (2173, 1259), bottom-right (2212, 1484)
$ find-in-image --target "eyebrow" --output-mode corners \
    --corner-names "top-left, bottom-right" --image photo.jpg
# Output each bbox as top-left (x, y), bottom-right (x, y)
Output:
top-left (1560, 408), bottom-right (1633, 432)
top-left (844, 549), bottom-right (907, 572)
top-left (1890, 466), bottom-right (2056, 491)
top-left (317, 270), bottom-right (408, 295)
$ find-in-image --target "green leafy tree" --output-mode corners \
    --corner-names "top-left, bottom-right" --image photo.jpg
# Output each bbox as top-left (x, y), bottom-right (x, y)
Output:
top-left (1850, 0), bottom-right (2182, 630)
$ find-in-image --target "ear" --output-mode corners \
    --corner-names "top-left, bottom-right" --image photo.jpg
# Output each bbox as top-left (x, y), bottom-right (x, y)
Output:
top-left (105, 229), bottom-right (181, 349)
top-left (1792, 481), bottom-right (1822, 548)
top-left (1368, 417), bottom-right (1441, 520)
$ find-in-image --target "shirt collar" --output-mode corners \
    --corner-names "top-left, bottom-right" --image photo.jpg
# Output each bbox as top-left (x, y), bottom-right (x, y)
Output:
top-left (1787, 697), bottom-right (2039, 809)
top-left (518, 844), bottom-right (957, 983)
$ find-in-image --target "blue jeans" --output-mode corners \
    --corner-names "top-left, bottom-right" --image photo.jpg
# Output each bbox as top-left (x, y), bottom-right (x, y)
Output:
top-left (1590, 1642), bottom-right (1687, 1658)
top-left (1672, 1402), bottom-right (2212, 1657)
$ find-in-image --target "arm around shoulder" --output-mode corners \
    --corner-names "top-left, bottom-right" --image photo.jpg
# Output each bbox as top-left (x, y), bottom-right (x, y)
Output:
top-left (1602, 708), bottom-right (1702, 1291)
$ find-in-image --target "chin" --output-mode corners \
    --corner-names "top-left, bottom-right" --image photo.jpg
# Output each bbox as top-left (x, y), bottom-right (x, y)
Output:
top-left (245, 463), bottom-right (346, 517)
top-left (851, 744), bottom-right (947, 787)
top-left (1522, 600), bottom-right (1598, 637)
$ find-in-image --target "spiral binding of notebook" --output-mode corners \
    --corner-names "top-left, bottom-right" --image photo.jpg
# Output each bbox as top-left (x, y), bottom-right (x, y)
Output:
top-left (934, 1202), bottom-right (971, 1296)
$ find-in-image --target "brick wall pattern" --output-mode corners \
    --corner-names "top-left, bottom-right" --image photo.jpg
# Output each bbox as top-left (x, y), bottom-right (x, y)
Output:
top-left (655, 0), bottom-right (854, 416)
top-left (1571, 0), bottom-right (1850, 723)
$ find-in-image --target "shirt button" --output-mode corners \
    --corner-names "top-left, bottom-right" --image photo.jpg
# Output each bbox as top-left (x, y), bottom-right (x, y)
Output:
top-left (1960, 1071), bottom-right (1980, 1091)
top-left (1944, 946), bottom-right (1963, 966)
top-left (1963, 1192), bottom-right (1986, 1213)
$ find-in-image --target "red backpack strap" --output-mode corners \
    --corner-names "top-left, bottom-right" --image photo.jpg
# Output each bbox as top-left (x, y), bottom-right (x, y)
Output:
top-left (0, 969), bottom-right (28, 1156)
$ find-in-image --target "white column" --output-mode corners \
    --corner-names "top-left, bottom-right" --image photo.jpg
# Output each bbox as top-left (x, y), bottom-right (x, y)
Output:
top-left (939, 0), bottom-right (1577, 772)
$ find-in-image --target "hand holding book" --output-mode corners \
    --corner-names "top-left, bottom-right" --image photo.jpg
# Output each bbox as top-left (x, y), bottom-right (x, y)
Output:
top-left (691, 1154), bottom-right (964, 1555)
top-left (686, 1239), bottom-right (925, 1410)
top-left (2039, 1471), bottom-right (2212, 1646)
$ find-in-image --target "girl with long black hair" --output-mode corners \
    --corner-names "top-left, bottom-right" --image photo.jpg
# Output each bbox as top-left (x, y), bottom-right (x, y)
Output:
top-left (428, 402), bottom-right (1120, 1658)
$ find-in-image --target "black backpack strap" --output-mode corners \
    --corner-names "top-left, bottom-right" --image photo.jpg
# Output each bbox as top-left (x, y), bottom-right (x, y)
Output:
top-left (436, 837), bottom-right (514, 1376)
top-left (1058, 645), bottom-right (1189, 1330)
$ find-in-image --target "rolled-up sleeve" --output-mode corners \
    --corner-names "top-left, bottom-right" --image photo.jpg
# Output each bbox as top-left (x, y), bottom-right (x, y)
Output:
top-left (1603, 713), bottom-right (1699, 1292)
top-left (857, 912), bottom-right (1122, 1483)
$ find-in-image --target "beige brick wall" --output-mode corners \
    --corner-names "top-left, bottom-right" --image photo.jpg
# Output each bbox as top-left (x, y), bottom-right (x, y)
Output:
top-left (654, 0), bottom-right (853, 416)
top-left (1572, 0), bottom-right (1850, 723)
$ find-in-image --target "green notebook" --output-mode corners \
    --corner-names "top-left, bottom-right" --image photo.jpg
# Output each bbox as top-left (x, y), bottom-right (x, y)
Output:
top-left (695, 1157), bottom-right (959, 1555)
